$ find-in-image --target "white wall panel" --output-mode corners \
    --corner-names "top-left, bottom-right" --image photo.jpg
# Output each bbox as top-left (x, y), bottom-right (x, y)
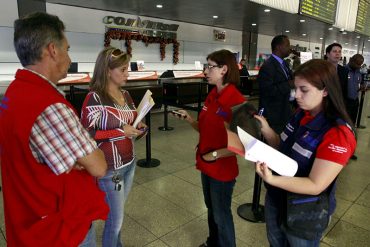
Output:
top-left (0, 0), bottom-right (18, 27)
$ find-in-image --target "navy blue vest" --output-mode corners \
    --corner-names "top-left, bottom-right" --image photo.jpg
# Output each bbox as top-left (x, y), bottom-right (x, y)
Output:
top-left (279, 110), bottom-right (351, 214)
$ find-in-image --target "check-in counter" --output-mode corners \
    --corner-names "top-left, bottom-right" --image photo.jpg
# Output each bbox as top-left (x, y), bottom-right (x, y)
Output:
top-left (158, 70), bottom-right (209, 130)
top-left (57, 71), bottom-right (162, 114)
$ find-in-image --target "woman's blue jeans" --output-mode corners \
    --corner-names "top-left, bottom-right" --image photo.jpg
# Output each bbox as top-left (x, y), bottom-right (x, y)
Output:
top-left (201, 173), bottom-right (236, 247)
top-left (265, 191), bottom-right (322, 247)
top-left (98, 160), bottom-right (136, 247)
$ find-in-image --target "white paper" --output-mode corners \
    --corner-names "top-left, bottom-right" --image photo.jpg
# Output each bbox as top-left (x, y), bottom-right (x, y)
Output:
top-left (133, 90), bottom-right (155, 128)
top-left (237, 126), bottom-right (298, 177)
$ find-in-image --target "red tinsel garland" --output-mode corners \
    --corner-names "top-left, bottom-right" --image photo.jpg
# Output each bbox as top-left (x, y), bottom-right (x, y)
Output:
top-left (104, 30), bottom-right (180, 64)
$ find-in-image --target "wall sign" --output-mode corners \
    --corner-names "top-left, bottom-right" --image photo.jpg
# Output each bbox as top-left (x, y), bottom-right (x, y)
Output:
top-left (214, 30), bottom-right (226, 42)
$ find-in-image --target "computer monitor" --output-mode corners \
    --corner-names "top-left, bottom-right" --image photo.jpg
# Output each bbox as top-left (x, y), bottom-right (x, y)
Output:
top-left (130, 62), bottom-right (138, 71)
top-left (68, 62), bottom-right (78, 73)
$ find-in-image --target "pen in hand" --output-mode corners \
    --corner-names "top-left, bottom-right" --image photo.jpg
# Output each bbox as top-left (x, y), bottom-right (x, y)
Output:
top-left (258, 108), bottom-right (264, 116)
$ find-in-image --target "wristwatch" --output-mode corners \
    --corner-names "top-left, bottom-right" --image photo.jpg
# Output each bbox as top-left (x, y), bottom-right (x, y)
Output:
top-left (212, 151), bottom-right (218, 160)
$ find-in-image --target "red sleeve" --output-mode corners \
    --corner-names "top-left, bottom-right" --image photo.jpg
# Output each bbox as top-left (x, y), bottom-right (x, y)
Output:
top-left (316, 125), bottom-right (356, 166)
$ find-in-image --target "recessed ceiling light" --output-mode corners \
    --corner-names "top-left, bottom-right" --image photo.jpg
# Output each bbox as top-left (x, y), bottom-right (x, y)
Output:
top-left (364, 46), bottom-right (366, 48)
top-left (285, 30), bottom-right (290, 33)
top-left (342, 31), bottom-right (347, 34)
top-left (357, 36), bottom-right (361, 38)
top-left (156, 4), bottom-right (163, 8)
top-left (345, 42), bottom-right (349, 45)
top-left (334, 40), bottom-right (337, 42)
top-left (302, 33), bottom-right (306, 36)
top-left (300, 19), bottom-right (305, 23)
top-left (213, 15), bottom-right (218, 19)
top-left (355, 44), bottom-right (358, 46)
top-left (320, 37), bottom-right (323, 40)
top-left (264, 9), bottom-right (270, 12)
top-left (328, 27), bottom-right (333, 30)
top-left (251, 23), bottom-right (257, 26)
top-left (368, 39), bottom-right (370, 41)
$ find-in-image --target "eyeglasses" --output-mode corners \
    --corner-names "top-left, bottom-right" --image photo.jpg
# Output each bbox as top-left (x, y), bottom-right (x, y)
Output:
top-left (109, 49), bottom-right (125, 62)
top-left (204, 64), bottom-right (223, 70)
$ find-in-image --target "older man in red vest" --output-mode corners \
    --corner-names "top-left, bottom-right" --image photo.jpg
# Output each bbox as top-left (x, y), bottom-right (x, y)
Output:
top-left (0, 12), bottom-right (109, 247)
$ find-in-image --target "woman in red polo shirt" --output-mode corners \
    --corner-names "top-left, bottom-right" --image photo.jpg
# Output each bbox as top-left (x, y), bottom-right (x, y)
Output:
top-left (177, 49), bottom-right (246, 247)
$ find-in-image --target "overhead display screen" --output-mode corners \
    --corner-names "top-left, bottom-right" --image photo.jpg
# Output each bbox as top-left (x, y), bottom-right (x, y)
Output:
top-left (299, 0), bottom-right (337, 24)
top-left (355, 0), bottom-right (370, 36)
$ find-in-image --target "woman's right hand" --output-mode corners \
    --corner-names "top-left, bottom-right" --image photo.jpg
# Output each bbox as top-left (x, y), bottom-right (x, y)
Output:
top-left (172, 109), bottom-right (194, 123)
top-left (123, 124), bottom-right (143, 138)
top-left (254, 115), bottom-right (270, 133)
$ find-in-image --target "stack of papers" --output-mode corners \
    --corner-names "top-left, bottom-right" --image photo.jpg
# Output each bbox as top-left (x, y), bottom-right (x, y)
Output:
top-left (227, 126), bottom-right (298, 177)
top-left (133, 90), bottom-right (155, 128)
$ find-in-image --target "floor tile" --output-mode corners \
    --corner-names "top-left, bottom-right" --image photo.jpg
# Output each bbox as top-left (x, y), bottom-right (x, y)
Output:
top-left (342, 204), bottom-right (370, 231)
top-left (125, 185), bottom-right (196, 237)
top-left (160, 217), bottom-right (209, 247)
top-left (95, 215), bottom-right (158, 247)
top-left (142, 174), bottom-right (206, 216)
top-left (332, 197), bottom-right (352, 218)
top-left (134, 165), bottom-right (170, 185)
top-left (355, 189), bottom-right (370, 208)
top-left (322, 220), bottom-right (370, 247)
top-left (172, 166), bottom-right (202, 188)
top-left (144, 239), bottom-right (170, 247)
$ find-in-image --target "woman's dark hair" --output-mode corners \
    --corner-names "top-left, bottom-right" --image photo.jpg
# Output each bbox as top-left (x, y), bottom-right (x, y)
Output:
top-left (207, 49), bottom-right (240, 85)
top-left (230, 102), bottom-right (261, 139)
top-left (294, 59), bottom-right (354, 129)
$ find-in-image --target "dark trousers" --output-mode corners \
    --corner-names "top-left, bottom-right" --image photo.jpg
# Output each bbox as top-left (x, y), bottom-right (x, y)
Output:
top-left (201, 173), bottom-right (236, 247)
top-left (346, 98), bottom-right (359, 125)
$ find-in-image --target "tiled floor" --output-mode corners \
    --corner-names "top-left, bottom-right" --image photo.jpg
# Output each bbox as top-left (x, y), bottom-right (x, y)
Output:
top-left (1, 97), bottom-right (370, 247)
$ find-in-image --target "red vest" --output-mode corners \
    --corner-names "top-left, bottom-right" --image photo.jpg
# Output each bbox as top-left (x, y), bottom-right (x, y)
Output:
top-left (196, 84), bottom-right (246, 181)
top-left (0, 70), bottom-right (109, 247)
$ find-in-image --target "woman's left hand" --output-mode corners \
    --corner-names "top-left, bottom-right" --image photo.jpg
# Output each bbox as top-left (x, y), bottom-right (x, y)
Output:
top-left (202, 152), bottom-right (216, 162)
top-left (255, 161), bottom-right (273, 183)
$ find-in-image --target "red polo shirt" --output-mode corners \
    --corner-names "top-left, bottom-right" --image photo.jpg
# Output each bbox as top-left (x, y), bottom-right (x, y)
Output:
top-left (196, 84), bottom-right (246, 181)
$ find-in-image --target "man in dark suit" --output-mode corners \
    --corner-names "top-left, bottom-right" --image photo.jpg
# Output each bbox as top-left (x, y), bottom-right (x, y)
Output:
top-left (325, 43), bottom-right (357, 160)
top-left (325, 43), bottom-right (348, 100)
top-left (257, 35), bottom-right (293, 133)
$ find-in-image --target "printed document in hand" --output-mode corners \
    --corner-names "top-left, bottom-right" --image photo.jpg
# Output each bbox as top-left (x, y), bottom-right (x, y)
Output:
top-left (132, 90), bottom-right (155, 128)
top-left (227, 126), bottom-right (298, 177)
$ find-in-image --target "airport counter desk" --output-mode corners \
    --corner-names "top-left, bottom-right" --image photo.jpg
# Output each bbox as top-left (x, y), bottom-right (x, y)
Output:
top-left (57, 71), bottom-right (162, 115)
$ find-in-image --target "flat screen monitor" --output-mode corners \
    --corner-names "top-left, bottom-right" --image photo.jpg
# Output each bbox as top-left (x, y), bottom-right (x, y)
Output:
top-left (130, 62), bottom-right (138, 71)
top-left (68, 62), bottom-right (78, 73)
top-left (299, 0), bottom-right (337, 24)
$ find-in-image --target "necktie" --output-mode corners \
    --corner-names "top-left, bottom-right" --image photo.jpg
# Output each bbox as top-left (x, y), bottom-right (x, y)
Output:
top-left (282, 61), bottom-right (291, 79)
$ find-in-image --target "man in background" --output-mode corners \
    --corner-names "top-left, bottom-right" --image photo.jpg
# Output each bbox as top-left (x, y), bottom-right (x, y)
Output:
top-left (257, 35), bottom-right (293, 133)
top-left (238, 58), bottom-right (252, 96)
top-left (0, 12), bottom-right (108, 246)
top-left (326, 43), bottom-right (359, 160)
top-left (346, 54), bottom-right (365, 125)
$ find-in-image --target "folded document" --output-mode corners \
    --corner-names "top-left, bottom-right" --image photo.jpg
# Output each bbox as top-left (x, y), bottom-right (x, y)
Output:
top-left (227, 126), bottom-right (298, 177)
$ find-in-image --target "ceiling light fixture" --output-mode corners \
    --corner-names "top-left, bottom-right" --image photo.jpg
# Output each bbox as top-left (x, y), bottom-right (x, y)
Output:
top-left (264, 9), bottom-right (270, 12)
top-left (251, 23), bottom-right (257, 26)
top-left (300, 19), bottom-right (305, 23)
top-left (285, 30), bottom-right (290, 33)
top-left (345, 42), bottom-right (349, 45)
top-left (302, 33), bottom-right (306, 36)
top-left (213, 15), bottom-right (218, 19)
top-left (328, 27), bottom-right (333, 30)
top-left (319, 37), bottom-right (323, 40)
top-left (355, 44), bottom-right (358, 46)
top-left (342, 31), bottom-right (347, 34)
top-left (156, 4), bottom-right (163, 8)
top-left (357, 36), bottom-right (361, 38)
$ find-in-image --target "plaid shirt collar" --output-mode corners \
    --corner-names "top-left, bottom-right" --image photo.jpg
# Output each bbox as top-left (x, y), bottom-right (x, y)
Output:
top-left (24, 68), bottom-right (66, 97)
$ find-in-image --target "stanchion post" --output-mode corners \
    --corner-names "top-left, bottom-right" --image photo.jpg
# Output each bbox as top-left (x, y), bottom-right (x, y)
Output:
top-left (237, 172), bottom-right (265, 223)
top-left (137, 111), bottom-right (160, 168)
top-left (356, 89), bottom-right (366, 129)
top-left (158, 83), bottom-right (174, 131)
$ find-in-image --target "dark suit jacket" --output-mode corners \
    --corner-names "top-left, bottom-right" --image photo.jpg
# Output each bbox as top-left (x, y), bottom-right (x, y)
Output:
top-left (257, 55), bottom-right (293, 133)
top-left (337, 64), bottom-right (349, 100)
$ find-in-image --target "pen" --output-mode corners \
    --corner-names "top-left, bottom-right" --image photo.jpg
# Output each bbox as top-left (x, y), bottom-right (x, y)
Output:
top-left (258, 108), bottom-right (264, 116)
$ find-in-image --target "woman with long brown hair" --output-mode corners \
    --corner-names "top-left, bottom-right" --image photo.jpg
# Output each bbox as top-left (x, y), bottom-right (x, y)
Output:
top-left (255, 59), bottom-right (356, 247)
top-left (81, 47), bottom-right (146, 247)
